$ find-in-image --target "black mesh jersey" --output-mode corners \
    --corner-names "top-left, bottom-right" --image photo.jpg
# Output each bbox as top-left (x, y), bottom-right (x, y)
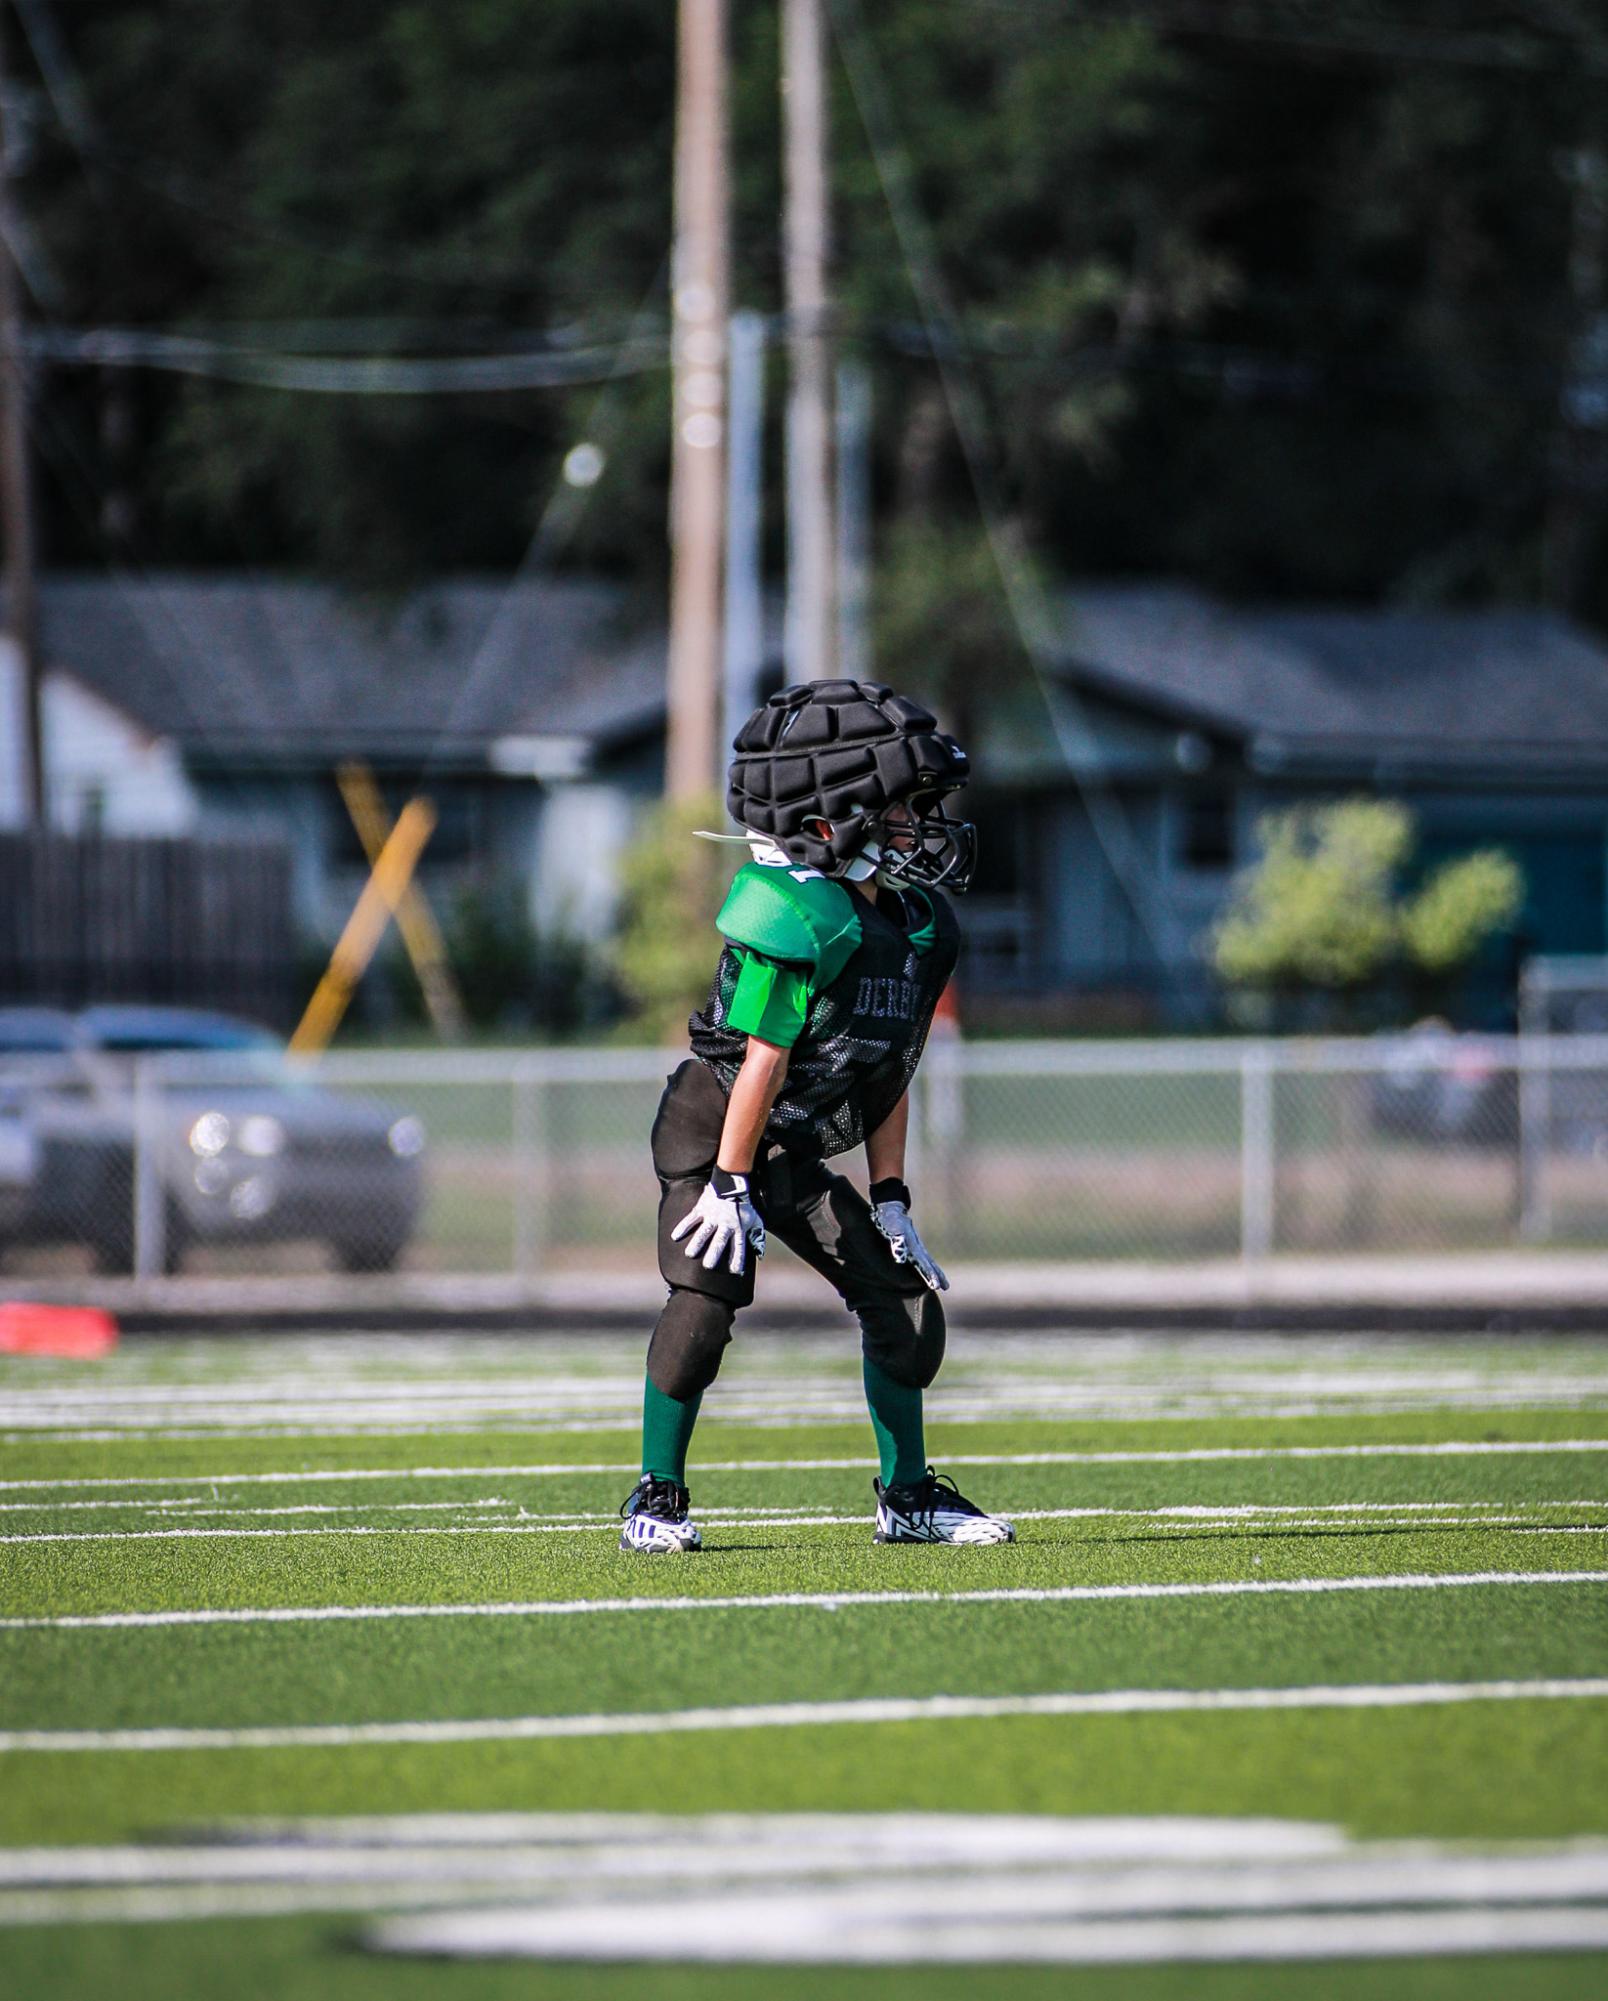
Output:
top-left (687, 883), bottom-right (960, 1160)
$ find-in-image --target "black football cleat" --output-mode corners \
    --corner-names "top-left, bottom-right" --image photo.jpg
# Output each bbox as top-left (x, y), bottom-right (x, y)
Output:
top-left (873, 1468), bottom-right (1016, 1545)
top-left (618, 1474), bottom-right (703, 1553)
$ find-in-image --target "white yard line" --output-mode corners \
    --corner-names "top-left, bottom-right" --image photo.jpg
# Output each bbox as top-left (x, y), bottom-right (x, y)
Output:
top-left (0, 1497), bottom-right (520, 1516)
top-left (4, 1496), bottom-right (1600, 1522)
top-left (4, 1675), bottom-right (1607, 1755)
top-left (7, 1817), bottom-right (1608, 1954)
top-left (5, 1437), bottom-right (1608, 1496)
top-left (9, 1369), bottom-right (1606, 1416)
top-left (4, 1502), bottom-right (1604, 1544)
top-left (371, 1903), bottom-right (1608, 1968)
top-left (11, 1391), bottom-right (1608, 1442)
top-left (4, 1568), bottom-right (1605, 1636)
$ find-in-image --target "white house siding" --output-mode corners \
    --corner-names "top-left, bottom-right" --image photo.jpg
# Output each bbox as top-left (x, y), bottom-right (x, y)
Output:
top-left (0, 643), bottom-right (197, 834)
top-left (1041, 795), bottom-right (1171, 983)
top-left (530, 783), bottom-right (637, 943)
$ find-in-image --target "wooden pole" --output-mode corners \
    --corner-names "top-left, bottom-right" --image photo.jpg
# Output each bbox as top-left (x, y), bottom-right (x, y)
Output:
top-left (783, 0), bottom-right (836, 685)
top-left (0, 9), bottom-right (43, 827)
top-left (288, 798), bottom-right (437, 1057)
top-left (665, 0), bottom-right (731, 800)
top-left (336, 763), bottom-right (467, 1040)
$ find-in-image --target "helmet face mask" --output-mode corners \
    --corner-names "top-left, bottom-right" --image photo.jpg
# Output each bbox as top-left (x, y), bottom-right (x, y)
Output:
top-left (864, 791), bottom-right (977, 893)
top-left (729, 679), bottom-right (978, 894)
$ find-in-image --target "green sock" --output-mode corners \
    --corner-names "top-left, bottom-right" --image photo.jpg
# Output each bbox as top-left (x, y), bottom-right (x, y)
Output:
top-left (862, 1356), bottom-right (928, 1488)
top-left (641, 1375), bottom-right (703, 1485)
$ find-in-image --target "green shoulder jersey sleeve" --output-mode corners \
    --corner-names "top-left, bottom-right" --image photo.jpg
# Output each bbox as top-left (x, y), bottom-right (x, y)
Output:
top-left (724, 949), bottom-right (812, 1047)
top-left (715, 862), bottom-right (862, 983)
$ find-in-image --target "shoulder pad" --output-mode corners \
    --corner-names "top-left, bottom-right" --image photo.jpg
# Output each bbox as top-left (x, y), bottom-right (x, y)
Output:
top-left (716, 863), bottom-right (862, 984)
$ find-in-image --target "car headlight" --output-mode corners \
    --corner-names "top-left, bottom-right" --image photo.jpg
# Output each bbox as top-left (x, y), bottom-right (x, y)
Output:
top-left (188, 1111), bottom-right (231, 1158)
top-left (238, 1114), bottom-right (286, 1158)
top-left (387, 1116), bottom-right (426, 1158)
top-left (229, 1175), bottom-right (275, 1220)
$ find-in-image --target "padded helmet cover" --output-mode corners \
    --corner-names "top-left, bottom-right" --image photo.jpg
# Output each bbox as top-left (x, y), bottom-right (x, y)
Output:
top-left (728, 679), bottom-right (972, 882)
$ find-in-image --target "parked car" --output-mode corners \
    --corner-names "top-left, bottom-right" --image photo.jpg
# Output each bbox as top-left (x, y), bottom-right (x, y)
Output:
top-left (0, 1006), bottom-right (426, 1273)
top-left (0, 1080), bottom-right (39, 1241)
top-left (1370, 1020), bottom-right (1517, 1147)
top-left (0, 1010), bottom-right (84, 1259)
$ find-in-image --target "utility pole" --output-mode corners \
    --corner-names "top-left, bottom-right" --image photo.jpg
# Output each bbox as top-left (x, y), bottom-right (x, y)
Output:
top-left (1545, 146), bottom-right (1608, 616)
top-left (782, 0), bottom-right (835, 685)
top-left (722, 310), bottom-right (767, 761)
top-left (665, 0), bottom-right (730, 801)
top-left (0, 9), bottom-right (42, 828)
top-left (835, 352), bottom-right (871, 680)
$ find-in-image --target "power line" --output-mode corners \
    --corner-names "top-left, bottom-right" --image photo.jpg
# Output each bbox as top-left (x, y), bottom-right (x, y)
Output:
top-left (939, 0), bottom-right (1608, 78)
top-left (830, 0), bottom-right (1194, 1000)
top-left (18, 309), bottom-right (1588, 410)
top-left (18, 391), bottom-right (290, 815)
top-left (23, 325), bottom-right (668, 396)
top-left (416, 256), bottom-right (676, 788)
top-left (873, 321), bottom-right (1579, 407)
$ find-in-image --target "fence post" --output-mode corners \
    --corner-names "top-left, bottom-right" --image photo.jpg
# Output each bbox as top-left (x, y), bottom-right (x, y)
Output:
top-left (924, 1025), bottom-right (963, 1242)
top-left (1518, 1031), bottom-right (1552, 1244)
top-left (1240, 1041), bottom-right (1275, 1262)
top-left (131, 1057), bottom-right (167, 1279)
top-left (512, 1059), bottom-right (548, 1277)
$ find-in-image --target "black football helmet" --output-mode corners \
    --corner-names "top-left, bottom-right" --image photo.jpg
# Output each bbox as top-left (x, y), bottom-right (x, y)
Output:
top-left (728, 679), bottom-right (977, 892)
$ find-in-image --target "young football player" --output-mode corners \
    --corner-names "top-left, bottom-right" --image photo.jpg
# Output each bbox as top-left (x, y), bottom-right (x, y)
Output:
top-left (620, 678), bottom-right (1016, 1552)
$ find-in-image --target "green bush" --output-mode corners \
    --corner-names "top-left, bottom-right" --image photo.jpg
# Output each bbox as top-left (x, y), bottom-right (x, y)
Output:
top-left (1213, 798), bottom-right (1522, 1021)
top-left (612, 793), bottom-right (731, 1043)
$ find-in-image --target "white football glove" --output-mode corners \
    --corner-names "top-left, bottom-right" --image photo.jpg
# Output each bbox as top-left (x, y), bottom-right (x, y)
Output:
top-left (869, 1179), bottom-right (948, 1293)
top-left (670, 1169), bottom-right (766, 1277)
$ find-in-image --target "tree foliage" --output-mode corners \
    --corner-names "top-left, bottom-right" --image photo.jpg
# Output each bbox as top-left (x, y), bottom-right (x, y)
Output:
top-left (1399, 848), bottom-right (1525, 976)
top-left (1213, 798), bottom-right (1523, 1006)
top-left (612, 794), bottom-right (731, 1043)
top-left (18, 3), bottom-right (1608, 615)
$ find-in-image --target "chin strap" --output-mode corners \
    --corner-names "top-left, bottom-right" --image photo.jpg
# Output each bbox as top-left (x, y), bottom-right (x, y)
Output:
top-left (710, 826), bottom-right (886, 881)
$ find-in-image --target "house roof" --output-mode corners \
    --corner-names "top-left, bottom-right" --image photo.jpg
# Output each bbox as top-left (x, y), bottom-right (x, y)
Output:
top-left (1058, 584), bottom-right (1608, 778)
top-left (20, 570), bottom-right (1608, 787)
top-left (27, 573), bottom-right (670, 771)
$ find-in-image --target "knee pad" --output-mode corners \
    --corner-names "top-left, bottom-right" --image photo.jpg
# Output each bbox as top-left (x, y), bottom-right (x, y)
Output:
top-left (858, 1287), bottom-right (945, 1390)
top-left (647, 1289), bottom-right (736, 1401)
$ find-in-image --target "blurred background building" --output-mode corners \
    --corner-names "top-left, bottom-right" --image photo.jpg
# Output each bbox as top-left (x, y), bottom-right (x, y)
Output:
top-left (6, 3), bottom-right (1608, 1280)
top-left (4, 6), bottom-right (1608, 1023)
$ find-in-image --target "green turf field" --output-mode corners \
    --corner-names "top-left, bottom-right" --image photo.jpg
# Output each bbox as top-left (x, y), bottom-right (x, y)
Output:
top-left (2, 1327), bottom-right (1607, 1995)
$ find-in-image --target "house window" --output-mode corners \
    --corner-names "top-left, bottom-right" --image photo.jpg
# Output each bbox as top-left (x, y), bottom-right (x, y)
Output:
top-left (1179, 792), bottom-right (1235, 871)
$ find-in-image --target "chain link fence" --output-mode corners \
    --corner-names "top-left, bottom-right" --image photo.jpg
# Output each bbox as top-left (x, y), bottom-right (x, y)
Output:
top-left (4, 1033), bottom-right (1608, 1281)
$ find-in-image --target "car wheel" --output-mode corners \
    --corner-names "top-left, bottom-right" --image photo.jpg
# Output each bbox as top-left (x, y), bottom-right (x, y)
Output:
top-left (161, 1204), bottom-right (189, 1276)
top-left (89, 1222), bottom-right (134, 1276)
top-left (331, 1234), bottom-right (408, 1275)
top-left (91, 1198), bottom-right (187, 1276)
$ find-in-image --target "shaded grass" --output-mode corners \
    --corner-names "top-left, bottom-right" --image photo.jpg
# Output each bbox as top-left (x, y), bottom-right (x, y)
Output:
top-left (5, 1340), bottom-right (1608, 1995)
top-left (4, 1509), bottom-right (1601, 1619)
top-left (6, 1698), bottom-right (1608, 1847)
top-left (4, 1560), bottom-right (1604, 1733)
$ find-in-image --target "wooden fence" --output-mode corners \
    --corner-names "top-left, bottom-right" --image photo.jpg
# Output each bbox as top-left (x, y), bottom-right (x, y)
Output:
top-left (0, 832), bottom-right (297, 1028)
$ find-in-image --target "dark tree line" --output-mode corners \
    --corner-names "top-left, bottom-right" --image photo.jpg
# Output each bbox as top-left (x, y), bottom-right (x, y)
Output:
top-left (13, 1), bottom-right (1608, 624)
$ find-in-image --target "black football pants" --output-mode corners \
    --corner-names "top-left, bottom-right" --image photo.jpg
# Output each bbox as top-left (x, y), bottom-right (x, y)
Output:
top-left (644, 1058), bottom-right (945, 1402)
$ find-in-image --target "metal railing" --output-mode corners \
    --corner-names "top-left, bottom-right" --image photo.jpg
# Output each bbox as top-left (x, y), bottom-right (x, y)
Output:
top-left (4, 1032), bottom-right (1608, 1281)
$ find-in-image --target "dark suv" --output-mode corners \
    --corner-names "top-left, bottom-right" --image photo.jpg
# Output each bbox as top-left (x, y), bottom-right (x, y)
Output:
top-left (0, 1007), bottom-right (425, 1274)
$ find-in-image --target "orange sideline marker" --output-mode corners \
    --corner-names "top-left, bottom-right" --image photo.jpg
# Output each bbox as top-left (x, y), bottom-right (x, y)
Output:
top-left (0, 1302), bottom-right (120, 1359)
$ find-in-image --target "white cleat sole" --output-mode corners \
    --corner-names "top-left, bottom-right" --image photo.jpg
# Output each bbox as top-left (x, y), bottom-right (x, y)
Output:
top-left (619, 1523), bottom-right (703, 1555)
top-left (875, 1516), bottom-right (1016, 1546)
